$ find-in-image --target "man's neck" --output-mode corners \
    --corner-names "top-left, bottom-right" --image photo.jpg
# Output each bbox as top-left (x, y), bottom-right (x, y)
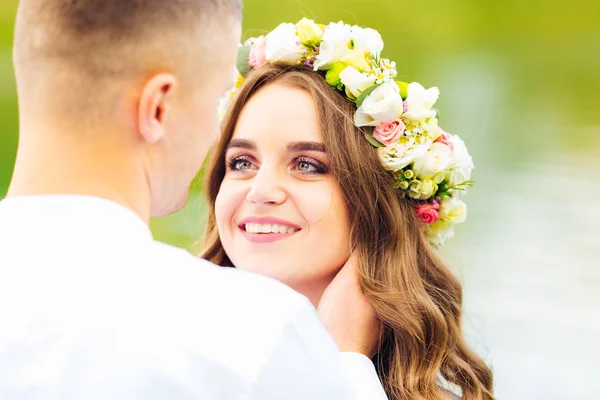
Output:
top-left (7, 129), bottom-right (152, 224)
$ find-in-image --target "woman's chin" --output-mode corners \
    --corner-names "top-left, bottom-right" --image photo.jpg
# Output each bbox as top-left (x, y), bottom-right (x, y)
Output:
top-left (231, 257), bottom-right (336, 305)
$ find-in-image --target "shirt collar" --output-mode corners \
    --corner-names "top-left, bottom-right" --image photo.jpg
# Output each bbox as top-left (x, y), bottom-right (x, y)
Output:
top-left (0, 194), bottom-right (153, 242)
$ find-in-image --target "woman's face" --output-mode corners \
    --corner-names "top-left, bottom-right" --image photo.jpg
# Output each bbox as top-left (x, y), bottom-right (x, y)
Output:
top-left (215, 83), bottom-right (351, 302)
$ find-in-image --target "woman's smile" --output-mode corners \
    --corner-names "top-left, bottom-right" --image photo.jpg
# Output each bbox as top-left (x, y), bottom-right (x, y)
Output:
top-left (238, 216), bottom-right (302, 243)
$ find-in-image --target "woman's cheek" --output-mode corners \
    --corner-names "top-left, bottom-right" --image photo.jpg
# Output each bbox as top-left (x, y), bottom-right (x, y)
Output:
top-left (215, 180), bottom-right (247, 233)
top-left (292, 183), bottom-right (337, 225)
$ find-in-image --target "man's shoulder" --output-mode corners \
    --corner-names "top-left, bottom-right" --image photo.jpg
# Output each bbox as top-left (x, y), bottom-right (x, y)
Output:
top-left (122, 241), bottom-right (320, 380)
top-left (142, 241), bottom-right (317, 339)
top-left (148, 240), bottom-right (309, 311)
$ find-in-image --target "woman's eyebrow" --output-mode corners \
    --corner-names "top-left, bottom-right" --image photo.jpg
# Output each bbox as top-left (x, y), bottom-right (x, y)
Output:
top-left (286, 141), bottom-right (326, 153)
top-left (226, 138), bottom-right (256, 151)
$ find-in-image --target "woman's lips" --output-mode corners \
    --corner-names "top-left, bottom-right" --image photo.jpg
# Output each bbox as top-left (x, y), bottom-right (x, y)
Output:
top-left (238, 217), bottom-right (301, 243)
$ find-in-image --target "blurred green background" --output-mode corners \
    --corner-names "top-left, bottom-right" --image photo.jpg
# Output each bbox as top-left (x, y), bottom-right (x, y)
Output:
top-left (1, 1), bottom-right (599, 398)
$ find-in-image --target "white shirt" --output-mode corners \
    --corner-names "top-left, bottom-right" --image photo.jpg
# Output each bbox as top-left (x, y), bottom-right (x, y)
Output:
top-left (0, 195), bottom-right (388, 399)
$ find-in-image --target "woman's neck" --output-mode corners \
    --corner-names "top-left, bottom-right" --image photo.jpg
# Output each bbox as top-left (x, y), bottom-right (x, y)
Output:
top-left (290, 274), bottom-right (337, 308)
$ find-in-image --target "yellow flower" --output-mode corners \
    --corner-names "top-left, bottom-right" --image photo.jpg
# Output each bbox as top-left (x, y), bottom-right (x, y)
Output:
top-left (296, 18), bottom-right (323, 46)
top-left (234, 73), bottom-right (245, 90)
top-left (439, 197), bottom-right (467, 224)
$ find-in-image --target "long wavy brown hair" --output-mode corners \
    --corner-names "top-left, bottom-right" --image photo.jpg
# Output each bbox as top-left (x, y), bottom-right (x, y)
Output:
top-left (201, 64), bottom-right (494, 400)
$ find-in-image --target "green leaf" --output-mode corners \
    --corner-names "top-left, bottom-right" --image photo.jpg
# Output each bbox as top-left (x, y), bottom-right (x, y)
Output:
top-left (453, 180), bottom-right (476, 191)
top-left (356, 84), bottom-right (380, 109)
top-left (436, 179), bottom-right (475, 198)
top-left (364, 133), bottom-right (385, 148)
top-left (237, 45), bottom-right (252, 77)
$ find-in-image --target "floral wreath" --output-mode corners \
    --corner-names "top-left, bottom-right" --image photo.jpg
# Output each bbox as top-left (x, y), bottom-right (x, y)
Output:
top-left (219, 19), bottom-right (475, 248)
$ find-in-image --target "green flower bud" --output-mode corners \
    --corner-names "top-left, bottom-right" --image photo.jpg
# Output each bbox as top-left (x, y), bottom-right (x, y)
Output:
top-left (325, 62), bottom-right (348, 91)
top-left (410, 180), bottom-right (422, 191)
top-left (396, 81), bottom-right (408, 100)
top-left (433, 172), bottom-right (445, 185)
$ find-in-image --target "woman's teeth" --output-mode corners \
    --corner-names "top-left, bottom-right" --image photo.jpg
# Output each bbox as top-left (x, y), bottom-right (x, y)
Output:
top-left (244, 223), bottom-right (297, 234)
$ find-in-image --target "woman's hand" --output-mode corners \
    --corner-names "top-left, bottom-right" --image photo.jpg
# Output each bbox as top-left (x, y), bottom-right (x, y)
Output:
top-left (317, 253), bottom-right (382, 358)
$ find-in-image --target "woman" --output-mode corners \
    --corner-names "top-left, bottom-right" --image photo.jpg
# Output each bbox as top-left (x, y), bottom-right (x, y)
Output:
top-left (201, 19), bottom-right (494, 400)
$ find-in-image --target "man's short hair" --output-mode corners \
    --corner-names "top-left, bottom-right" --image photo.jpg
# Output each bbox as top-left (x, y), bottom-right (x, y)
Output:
top-left (13, 0), bottom-right (242, 122)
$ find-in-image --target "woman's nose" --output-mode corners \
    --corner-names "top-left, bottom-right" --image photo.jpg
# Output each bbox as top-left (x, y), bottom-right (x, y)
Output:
top-left (245, 165), bottom-right (287, 205)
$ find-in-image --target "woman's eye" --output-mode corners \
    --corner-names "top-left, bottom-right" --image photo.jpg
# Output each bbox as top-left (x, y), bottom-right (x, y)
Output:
top-left (293, 157), bottom-right (327, 174)
top-left (228, 157), bottom-right (253, 171)
top-left (297, 161), bottom-right (317, 172)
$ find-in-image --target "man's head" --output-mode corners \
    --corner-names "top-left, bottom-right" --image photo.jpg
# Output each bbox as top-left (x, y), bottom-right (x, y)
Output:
top-left (12, 0), bottom-right (242, 216)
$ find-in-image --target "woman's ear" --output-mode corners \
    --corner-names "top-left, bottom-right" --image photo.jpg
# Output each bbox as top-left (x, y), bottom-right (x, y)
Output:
top-left (137, 73), bottom-right (177, 144)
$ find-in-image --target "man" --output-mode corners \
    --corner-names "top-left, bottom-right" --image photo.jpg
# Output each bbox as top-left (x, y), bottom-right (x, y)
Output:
top-left (0, 1), bottom-right (387, 398)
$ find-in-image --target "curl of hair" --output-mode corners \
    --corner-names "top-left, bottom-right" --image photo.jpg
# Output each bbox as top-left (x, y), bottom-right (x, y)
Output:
top-left (201, 64), bottom-right (494, 400)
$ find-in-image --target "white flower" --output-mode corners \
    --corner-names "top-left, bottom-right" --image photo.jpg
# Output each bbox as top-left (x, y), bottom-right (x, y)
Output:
top-left (375, 58), bottom-right (398, 83)
top-left (447, 134), bottom-right (474, 186)
top-left (425, 197), bottom-right (468, 247)
top-left (425, 220), bottom-right (455, 247)
top-left (342, 26), bottom-right (384, 71)
top-left (439, 197), bottom-right (467, 224)
top-left (412, 142), bottom-right (453, 179)
top-left (377, 140), bottom-right (429, 171)
top-left (403, 82), bottom-right (440, 121)
top-left (423, 117), bottom-right (444, 141)
top-left (418, 178), bottom-right (438, 200)
top-left (218, 67), bottom-right (242, 121)
top-left (354, 80), bottom-right (404, 127)
top-left (296, 18), bottom-right (323, 46)
top-left (314, 23), bottom-right (385, 71)
top-left (339, 66), bottom-right (377, 99)
top-left (265, 23), bottom-right (303, 65)
top-left (218, 95), bottom-right (231, 122)
top-left (313, 21), bottom-right (353, 70)
top-left (351, 26), bottom-right (384, 55)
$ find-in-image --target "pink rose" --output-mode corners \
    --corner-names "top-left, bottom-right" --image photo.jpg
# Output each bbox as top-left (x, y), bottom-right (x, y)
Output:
top-left (373, 119), bottom-right (405, 146)
top-left (416, 203), bottom-right (440, 224)
top-left (434, 132), bottom-right (454, 151)
top-left (249, 36), bottom-right (267, 69)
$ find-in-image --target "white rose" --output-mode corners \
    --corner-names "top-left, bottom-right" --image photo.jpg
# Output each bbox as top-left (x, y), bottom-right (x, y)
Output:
top-left (354, 80), bottom-right (404, 127)
top-left (418, 178), bottom-right (438, 200)
top-left (412, 142), bottom-right (453, 179)
top-left (439, 197), bottom-right (467, 224)
top-left (377, 140), bottom-right (429, 171)
top-left (265, 23), bottom-right (303, 65)
top-left (313, 21), bottom-right (353, 70)
top-left (339, 66), bottom-right (377, 99)
top-left (403, 82), bottom-right (440, 121)
top-left (447, 134), bottom-right (474, 186)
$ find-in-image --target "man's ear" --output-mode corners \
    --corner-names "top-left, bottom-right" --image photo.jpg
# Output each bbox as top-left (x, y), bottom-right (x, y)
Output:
top-left (138, 73), bottom-right (177, 144)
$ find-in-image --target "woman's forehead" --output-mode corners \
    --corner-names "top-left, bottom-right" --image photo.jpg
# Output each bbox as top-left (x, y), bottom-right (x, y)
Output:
top-left (233, 84), bottom-right (323, 145)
